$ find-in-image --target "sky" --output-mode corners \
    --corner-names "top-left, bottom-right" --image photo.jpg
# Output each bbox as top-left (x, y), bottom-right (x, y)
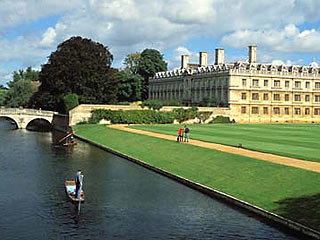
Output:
top-left (1, 0), bottom-right (320, 86)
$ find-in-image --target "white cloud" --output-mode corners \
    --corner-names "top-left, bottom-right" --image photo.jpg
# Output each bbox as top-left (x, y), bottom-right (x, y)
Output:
top-left (160, 0), bottom-right (214, 24)
top-left (0, 0), bottom-right (80, 29)
top-left (40, 27), bottom-right (57, 47)
top-left (1, 0), bottom-right (320, 82)
top-left (222, 24), bottom-right (320, 53)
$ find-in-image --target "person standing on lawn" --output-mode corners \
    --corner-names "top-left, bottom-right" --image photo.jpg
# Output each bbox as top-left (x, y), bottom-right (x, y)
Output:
top-left (184, 126), bottom-right (190, 142)
top-left (177, 128), bottom-right (184, 142)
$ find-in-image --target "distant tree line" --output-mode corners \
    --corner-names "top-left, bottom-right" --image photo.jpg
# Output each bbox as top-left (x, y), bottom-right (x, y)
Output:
top-left (0, 36), bottom-right (168, 113)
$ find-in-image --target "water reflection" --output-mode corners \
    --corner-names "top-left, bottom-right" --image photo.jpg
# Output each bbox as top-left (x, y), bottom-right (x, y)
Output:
top-left (0, 119), bottom-right (304, 239)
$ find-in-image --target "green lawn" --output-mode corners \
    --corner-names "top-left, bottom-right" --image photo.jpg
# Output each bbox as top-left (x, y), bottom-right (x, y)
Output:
top-left (130, 123), bottom-right (320, 162)
top-left (74, 124), bottom-right (320, 231)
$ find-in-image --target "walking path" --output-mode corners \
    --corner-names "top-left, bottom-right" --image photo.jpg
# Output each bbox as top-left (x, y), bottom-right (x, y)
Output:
top-left (109, 124), bottom-right (320, 174)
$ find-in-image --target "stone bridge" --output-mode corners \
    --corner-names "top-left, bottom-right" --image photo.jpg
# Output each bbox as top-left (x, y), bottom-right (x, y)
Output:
top-left (0, 107), bottom-right (57, 129)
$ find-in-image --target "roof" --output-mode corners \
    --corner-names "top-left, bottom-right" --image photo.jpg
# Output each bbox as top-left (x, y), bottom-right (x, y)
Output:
top-left (153, 62), bottom-right (320, 80)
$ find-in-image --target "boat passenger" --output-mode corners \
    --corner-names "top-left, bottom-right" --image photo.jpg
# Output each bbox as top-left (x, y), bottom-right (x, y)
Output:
top-left (75, 170), bottom-right (83, 199)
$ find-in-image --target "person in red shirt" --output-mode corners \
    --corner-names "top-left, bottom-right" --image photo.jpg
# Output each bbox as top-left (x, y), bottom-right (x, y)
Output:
top-left (178, 128), bottom-right (184, 142)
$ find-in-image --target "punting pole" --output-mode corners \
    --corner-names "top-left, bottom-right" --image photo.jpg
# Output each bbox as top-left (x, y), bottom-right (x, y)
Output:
top-left (78, 199), bottom-right (81, 215)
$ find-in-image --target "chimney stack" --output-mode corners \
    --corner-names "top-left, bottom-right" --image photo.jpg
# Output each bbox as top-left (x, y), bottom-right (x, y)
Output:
top-left (181, 55), bottom-right (189, 69)
top-left (215, 48), bottom-right (224, 65)
top-left (248, 45), bottom-right (257, 63)
top-left (199, 52), bottom-right (208, 67)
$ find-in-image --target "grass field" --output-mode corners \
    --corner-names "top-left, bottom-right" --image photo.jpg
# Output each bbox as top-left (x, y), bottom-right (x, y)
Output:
top-left (130, 123), bottom-right (320, 162)
top-left (74, 124), bottom-right (320, 231)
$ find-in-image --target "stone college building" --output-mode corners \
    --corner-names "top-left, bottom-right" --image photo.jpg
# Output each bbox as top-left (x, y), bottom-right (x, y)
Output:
top-left (149, 46), bottom-right (320, 123)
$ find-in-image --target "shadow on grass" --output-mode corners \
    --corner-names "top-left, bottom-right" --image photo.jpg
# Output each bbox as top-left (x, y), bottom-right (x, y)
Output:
top-left (275, 193), bottom-right (320, 231)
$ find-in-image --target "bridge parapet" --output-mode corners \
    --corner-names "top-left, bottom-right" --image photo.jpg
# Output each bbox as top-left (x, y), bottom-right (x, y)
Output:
top-left (0, 107), bottom-right (57, 117)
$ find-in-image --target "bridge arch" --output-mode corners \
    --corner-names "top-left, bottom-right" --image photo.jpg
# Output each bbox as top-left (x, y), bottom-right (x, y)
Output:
top-left (0, 115), bottom-right (20, 129)
top-left (26, 117), bottom-right (52, 130)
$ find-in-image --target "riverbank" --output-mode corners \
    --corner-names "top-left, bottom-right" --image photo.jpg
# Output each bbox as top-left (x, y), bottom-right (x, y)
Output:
top-left (74, 124), bottom-right (320, 238)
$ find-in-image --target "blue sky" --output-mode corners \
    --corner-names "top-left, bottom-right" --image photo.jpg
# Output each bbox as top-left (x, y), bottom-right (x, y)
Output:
top-left (1, 0), bottom-right (320, 86)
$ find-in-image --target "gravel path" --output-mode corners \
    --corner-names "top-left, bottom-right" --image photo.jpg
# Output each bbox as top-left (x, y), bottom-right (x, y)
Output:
top-left (109, 124), bottom-right (320, 173)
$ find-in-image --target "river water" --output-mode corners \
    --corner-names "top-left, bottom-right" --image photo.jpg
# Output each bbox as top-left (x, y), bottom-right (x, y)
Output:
top-left (0, 120), bottom-right (304, 239)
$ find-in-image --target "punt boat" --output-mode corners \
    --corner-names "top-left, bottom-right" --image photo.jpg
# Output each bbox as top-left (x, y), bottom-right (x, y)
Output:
top-left (65, 180), bottom-right (84, 202)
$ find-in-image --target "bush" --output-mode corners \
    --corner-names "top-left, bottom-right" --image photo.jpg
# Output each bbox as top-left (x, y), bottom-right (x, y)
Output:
top-left (62, 93), bottom-right (79, 113)
top-left (89, 109), bottom-right (176, 124)
top-left (117, 101), bottom-right (131, 105)
top-left (172, 107), bottom-right (199, 123)
top-left (140, 100), bottom-right (163, 110)
top-left (212, 115), bottom-right (233, 123)
top-left (172, 108), bottom-right (188, 123)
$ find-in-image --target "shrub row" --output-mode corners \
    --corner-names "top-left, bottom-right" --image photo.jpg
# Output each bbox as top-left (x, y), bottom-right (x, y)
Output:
top-left (89, 108), bottom-right (234, 125)
top-left (89, 109), bottom-right (176, 124)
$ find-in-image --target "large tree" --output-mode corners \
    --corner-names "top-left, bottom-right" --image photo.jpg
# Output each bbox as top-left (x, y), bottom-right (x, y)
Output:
top-left (8, 67), bottom-right (39, 87)
top-left (123, 52), bottom-right (141, 75)
top-left (2, 67), bottom-right (39, 107)
top-left (138, 49), bottom-right (167, 100)
top-left (117, 70), bottom-right (142, 102)
top-left (0, 89), bottom-right (7, 106)
top-left (30, 36), bottom-right (117, 111)
top-left (5, 79), bottom-right (37, 108)
top-left (117, 52), bottom-right (143, 102)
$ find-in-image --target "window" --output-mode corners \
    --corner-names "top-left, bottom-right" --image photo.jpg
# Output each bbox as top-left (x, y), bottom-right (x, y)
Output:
top-left (285, 94), bottom-right (289, 101)
top-left (306, 82), bottom-right (310, 88)
top-left (294, 81), bottom-right (301, 88)
top-left (315, 108), bottom-right (320, 115)
top-left (252, 79), bottom-right (259, 87)
top-left (305, 95), bottom-right (310, 102)
top-left (263, 93), bottom-right (269, 100)
top-left (294, 108), bottom-right (301, 115)
top-left (273, 107), bottom-right (280, 115)
top-left (315, 95), bottom-right (320, 102)
top-left (242, 79), bottom-right (247, 86)
top-left (285, 81), bottom-right (289, 87)
top-left (241, 106), bottom-right (246, 114)
top-left (264, 80), bottom-right (268, 87)
top-left (274, 80), bottom-right (280, 87)
top-left (284, 107), bottom-right (289, 115)
top-left (263, 107), bottom-right (268, 114)
top-left (251, 107), bottom-right (259, 114)
top-left (315, 82), bottom-right (320, 89)
top-left (273, 94), bottom-right (280, 101)
top-left (305, 108), bottom-right (310, 115)
top-left (294, 94), bottom-right (301, 101)
top-left (252, 93), bottom-right (259, 100)
top-left (241, 93), bottom-right (247, 100)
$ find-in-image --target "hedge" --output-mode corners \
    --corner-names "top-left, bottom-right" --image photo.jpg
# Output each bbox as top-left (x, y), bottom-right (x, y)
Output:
top-left (89, 109), bottom-right (176, 124)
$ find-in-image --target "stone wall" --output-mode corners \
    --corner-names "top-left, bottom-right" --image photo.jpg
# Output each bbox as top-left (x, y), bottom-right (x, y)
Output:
top-left (69, 104), bottom-right (231, 126)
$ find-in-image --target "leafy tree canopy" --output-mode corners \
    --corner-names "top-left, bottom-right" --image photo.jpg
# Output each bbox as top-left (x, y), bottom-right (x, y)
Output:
top-left (123, 52), bottom-right (141, 75)
top-left (5, 79), bottom-right (37, 108)
top-left (8, 67), bottom-right (39, 88)
top-left (138, 49), bottom-right (167, 100)
top-left (117, 70), bottom-right (142, 102)
top-left (0, 89), bottom-right (7, 106)
top-left (31, 36), bottom-right (118, 111)
top-left (138, 49), bottom-right (167, 79)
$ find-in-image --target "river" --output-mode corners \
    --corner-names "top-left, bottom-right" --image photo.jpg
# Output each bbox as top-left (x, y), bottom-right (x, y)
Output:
top-left (0, 120), bottom-right (304, 239)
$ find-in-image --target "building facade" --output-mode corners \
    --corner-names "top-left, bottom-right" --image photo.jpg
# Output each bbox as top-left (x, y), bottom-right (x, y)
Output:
top-left (149, 46), bottom-right (320, 123)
